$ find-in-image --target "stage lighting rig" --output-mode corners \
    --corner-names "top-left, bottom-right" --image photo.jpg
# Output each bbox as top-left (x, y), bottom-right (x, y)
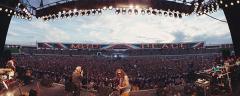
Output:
top-left (35, 0), bottom-right (195, 21)
top-left (1, 0), bottom-right (240, 21)
top-left (0, 0), bottom-right (33, 20)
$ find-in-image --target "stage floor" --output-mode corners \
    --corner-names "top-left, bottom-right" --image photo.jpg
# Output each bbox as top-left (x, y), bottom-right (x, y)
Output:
top-left (0, 82), bottom-right (68, 96)
top-left (0, 82), bottom-right (157, 96)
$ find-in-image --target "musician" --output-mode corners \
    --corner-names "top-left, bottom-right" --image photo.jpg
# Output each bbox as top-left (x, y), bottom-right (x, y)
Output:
top-left (224, 60), bottom-right (230, 72)
top-left (0, 57), bottom-right (16, 89)
top-left (5, 57), bottom-right (16, 79)
top-left (72, 66), bottom-right (83, 95)
top-left (115, 68), bottom-right (131, 96)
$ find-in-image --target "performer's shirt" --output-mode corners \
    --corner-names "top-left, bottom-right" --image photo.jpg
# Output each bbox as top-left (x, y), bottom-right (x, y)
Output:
top-left (72, 71), bottom-right (82, 86)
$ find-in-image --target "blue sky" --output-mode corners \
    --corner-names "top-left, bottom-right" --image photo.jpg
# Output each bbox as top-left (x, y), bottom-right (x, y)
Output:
top-left (6, 9), bottom-right (232, 45)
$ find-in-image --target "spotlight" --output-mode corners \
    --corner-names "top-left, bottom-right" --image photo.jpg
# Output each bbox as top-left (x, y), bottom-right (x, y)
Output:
top-left (122, 8), bottom-right (126, 15)
top-left (75, 11), bottom-right (79, 16)
top-left (65, 13), bottom-right (69, 17)
top-left (225, 4), bottom-right (228, 7)
top-left (174, 13), bottom-right (178, 18)
top-left (55, 14), bottom-right (59, 18)
top-left (97, 10), bottom-right (102, 14)
top-left (9, 10), bottom-right (13, 13)
top-left (18, 3), bottom-right (21, 6)
top-left (158, 11), bottom-right (162, 16)
top-left (81, 11), bottom-right (85, 16)
top-left (237, 0), bottom-right (240, 4)
top-left (128, 9), bottom-right (133, 14)
top-left (86, 10), bottom-right (91, 15)
top-left (47, 16), bottom-right (51, 20)
top-left (146, 9), bottom-right (151, 15)
top-left (115, 9), bottom-right (120, 14)
top-left (43, 17), bottom-right (47, 21)
top-left (5, 9), bottom-right (8, 12)
top-left (141, 9), bottom-right (145, 15)
top-left (169, 12), bottom-right (173, 17)
top-left (92, 10), bottom-right (96, 15)
top-left (134, 9), bottom-right (138, 15)
top-left (70, 12), bottom-right (74, 17)
top-left (164, 12), bottom-right (168, 16)
top-left (0, 8), bottom-right (2, 11)
top-left (152, 10), bottom-right (157, 15)
top-left (220, 1), bottom-right (223, 4)
top-left (60, 14), bottom-right (64, 18)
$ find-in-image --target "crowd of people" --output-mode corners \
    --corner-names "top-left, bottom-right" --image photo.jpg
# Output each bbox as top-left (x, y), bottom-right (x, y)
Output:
top-left (21, 48), bottom-right (223, 56)
top-left (12, 51), bottom-right (232, 95)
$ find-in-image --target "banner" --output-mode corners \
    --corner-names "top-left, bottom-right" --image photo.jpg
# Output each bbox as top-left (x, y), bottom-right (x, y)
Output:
top-left (37, 42), bottom-right (205, 49)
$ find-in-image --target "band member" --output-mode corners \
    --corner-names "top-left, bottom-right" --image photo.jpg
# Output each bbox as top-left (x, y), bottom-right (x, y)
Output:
top-left (6, 57), bottom-right (16, 79)
top-left (224, 60), bottom-right (230, 72)
top-left (72, 66), bottom-right (83, 95)
top-left (115, 68), bottom-right (131, 96)
top-left (0, 57), bottom-right (16, 89)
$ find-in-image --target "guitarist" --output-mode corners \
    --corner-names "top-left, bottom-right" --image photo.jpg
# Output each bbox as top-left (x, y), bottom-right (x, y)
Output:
top-left (115, 68), bottom-right (131, 96)
top-left (72, 66), bottom-right (84, 96)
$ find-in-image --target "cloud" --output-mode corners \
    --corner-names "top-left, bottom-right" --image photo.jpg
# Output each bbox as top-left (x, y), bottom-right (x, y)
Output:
top-left (6, 10), bottom-right (231, 45)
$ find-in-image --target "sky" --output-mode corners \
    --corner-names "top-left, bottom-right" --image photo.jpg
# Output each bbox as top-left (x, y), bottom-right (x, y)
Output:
top-left (6, 9), bottom-right (232, 45)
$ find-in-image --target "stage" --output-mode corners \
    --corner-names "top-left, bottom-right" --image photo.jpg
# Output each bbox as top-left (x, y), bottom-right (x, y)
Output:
top-left (0, 82), bottom-right (67, 96)
top-left (0, 82), bottom-right (157, 96)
